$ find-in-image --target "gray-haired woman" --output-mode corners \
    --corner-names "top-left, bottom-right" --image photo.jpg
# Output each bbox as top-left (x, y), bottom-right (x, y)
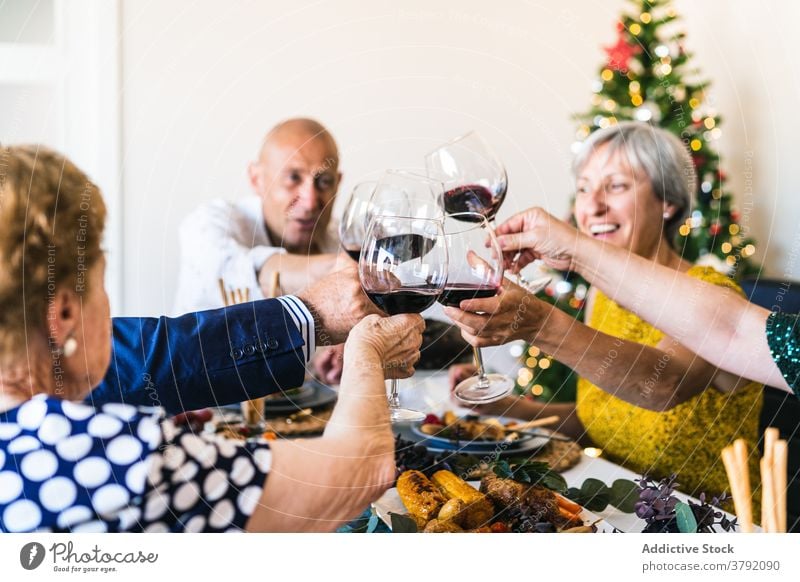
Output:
top-left (446, 122), bottom-right (763, 501)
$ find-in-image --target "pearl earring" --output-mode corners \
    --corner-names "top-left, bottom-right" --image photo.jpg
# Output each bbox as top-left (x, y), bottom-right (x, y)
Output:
top-left (663, 211), bottom-right (671, 219)
top-left (62, 336), bottom-right (78, 358)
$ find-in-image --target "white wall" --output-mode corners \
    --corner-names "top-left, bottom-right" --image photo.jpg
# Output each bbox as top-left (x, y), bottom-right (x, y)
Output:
top-left (119, 0), bottom-right (800, 316)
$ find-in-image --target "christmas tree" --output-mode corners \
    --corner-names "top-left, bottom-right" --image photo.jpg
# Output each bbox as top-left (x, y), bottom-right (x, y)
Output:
top-left (514, 0), bottom-right (758, 401)
top-left (576, 0), bottom-right (757, 274)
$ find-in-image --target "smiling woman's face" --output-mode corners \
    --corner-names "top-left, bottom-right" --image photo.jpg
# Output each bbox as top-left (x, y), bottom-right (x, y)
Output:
top-left (574, 144), bottom-right (673, 259)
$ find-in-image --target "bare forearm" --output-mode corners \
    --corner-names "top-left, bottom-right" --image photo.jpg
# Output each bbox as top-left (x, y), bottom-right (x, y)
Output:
top-left (261, 253), bottom-right (335, 295)
top-left (246, 344), bottom-right (394, 532)
top-left (528, 307), bottom-right (711, 411)
top-left (573, 238), bottom-right (785, 389)
top-left (246, 438), bottom-right (391, 532)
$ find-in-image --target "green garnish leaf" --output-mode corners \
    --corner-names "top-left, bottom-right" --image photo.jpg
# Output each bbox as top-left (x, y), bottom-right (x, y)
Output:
top-left (676, 502), bottom-right (698, 533)
top-left (610, 479), bottom-right (640, 513)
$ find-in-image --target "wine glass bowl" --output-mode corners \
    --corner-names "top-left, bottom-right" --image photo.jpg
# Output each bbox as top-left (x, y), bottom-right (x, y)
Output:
top-left (425, 131), bottom-right (508, 222)
top-left (339, 181), bottom-right (377, 261)
top-left (368, 169), bottom-right (445, 225)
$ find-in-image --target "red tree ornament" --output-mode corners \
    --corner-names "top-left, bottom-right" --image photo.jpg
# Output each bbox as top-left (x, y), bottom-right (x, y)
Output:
top-left (604, 28), bottom-right (641, 72)
top-left (709, 222), bottom-right (722, 236)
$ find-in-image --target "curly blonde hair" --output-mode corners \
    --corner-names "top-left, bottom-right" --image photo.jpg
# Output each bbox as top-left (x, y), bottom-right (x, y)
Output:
top-left (0, 145), bottom-right (106, 363)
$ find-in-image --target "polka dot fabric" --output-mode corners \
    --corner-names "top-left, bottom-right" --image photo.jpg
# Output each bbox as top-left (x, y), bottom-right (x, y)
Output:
top-left (0, 395), bottom-right (271, 532)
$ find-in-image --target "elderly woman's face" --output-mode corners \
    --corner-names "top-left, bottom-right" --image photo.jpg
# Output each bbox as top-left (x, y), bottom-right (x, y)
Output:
top-left (573, 144), bottom-right (668, 258)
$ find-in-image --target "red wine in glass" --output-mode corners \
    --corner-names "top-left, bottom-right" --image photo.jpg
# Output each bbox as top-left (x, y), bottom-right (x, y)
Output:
top-left (366, 287), bottom-right (441, 314)
top-left (344, 247), bottom-right (361, 262)
top-left (437, 283), bottom-right (499, 307)
top-left (442, 184), bottom-right (505, 222)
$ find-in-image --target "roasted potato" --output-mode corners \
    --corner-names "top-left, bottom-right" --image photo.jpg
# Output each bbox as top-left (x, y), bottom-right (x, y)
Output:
top-left (438, 498), bottom-right (467, 526)
top-left (423, 519), bottom-right (464, 533)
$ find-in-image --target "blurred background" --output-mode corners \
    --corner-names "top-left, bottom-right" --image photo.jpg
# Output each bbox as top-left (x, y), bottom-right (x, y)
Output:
top-left (1, 0), bottom-right (798, 317)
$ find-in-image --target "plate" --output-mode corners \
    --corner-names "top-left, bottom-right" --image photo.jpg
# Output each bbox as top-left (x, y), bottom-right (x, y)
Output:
top-left (372, 481), bottom-right (615, 532)
top-left (263, 384), bottom-right (315, 405)
top-left (399, 414), bottom-right (551, 455)
top-left (409, 415), bottom-right (537, 452)
top-left (263, 379), bottom-right (337, 415)
top-left (220, 379), bottom-right (337, 416)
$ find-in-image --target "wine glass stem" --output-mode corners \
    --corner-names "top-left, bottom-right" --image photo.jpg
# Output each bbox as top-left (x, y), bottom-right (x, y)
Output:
top-left (472, 347), bottom-right (491, 390)
top-left (388, 379), bottom-right (401, 409)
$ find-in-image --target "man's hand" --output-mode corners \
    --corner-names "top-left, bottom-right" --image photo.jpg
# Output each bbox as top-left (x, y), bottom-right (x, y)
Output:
top-left (296, 263), bottom-right (383, 344)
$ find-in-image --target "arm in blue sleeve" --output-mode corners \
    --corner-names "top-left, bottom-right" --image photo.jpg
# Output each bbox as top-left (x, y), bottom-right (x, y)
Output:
top-left (88, 298), bottom-right (309, 414)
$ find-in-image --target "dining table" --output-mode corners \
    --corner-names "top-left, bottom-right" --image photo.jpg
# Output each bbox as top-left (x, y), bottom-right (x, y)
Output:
top-left (350, 369), bottom-right (743, 533)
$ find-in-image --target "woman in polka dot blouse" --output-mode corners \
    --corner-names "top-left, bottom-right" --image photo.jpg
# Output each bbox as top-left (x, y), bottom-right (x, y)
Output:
top-left (0, 146), bottom-right (425, 532)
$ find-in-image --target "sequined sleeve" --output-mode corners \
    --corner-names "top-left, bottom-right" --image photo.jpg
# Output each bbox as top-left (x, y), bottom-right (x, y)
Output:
top-left (766, 312), bottom-right (800, 396)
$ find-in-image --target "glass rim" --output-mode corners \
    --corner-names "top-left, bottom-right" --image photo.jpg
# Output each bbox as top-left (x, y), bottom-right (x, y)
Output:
top-left (366, 213), bottom-right (444, 225)
top-left (380, 168), bottom-right (443, 186)
top-left (423, 130), bottom-right (484, 159)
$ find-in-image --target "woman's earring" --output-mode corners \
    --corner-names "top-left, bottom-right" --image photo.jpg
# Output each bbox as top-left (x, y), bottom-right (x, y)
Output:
top-left (62, 336), bottom-right (78, 358)
top-left (663, 211), bottom-right (671, 219)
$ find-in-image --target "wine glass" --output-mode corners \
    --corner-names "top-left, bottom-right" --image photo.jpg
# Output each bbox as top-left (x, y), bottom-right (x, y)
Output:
top-left (360, 214), bottom-right (448, 422)
top-left (368, 169), bottom-right (445, 224)
top-left (338, 181), bottom-right (377, 261)
top-left (439, 212), bottom-right (515, 404)
top-left (426, 132), bottom-right (549, 293)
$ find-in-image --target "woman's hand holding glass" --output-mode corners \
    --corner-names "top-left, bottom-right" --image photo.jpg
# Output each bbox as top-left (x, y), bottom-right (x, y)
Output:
top-left (494, 207), bottom-right (585, 273)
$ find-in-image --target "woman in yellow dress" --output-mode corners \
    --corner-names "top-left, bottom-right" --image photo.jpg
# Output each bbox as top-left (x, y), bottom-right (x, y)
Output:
top-left (446, 122), bottom-right (762, 500)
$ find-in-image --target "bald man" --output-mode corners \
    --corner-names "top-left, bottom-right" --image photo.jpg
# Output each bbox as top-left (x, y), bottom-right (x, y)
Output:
top-left (174, 118), bottom-right (344, 314)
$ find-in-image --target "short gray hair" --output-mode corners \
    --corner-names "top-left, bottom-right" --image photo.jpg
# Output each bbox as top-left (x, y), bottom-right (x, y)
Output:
top-left (572, 121), bottom-right (696, 246)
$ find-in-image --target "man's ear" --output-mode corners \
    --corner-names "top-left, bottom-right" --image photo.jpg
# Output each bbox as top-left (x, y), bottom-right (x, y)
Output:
top-left (48, 287), bottom-right (80, 347)
top-left (247, 161), bottom-right (262, 193)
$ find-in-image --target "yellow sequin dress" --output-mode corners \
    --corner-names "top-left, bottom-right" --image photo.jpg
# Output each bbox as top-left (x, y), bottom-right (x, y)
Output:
top-left (576, 266), bottom-right (763, 499)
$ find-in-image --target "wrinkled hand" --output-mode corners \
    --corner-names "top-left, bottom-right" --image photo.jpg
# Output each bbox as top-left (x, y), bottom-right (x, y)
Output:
top-left (443, 279), bottom-right (550, 347)
top-left (346, 314), bottom-right (425, 380)
top-left (297, 263), bottom-right (383, 344)
top-left (495, 207), bottom-right (583, 273)
top-left (313, 344), bottom-right (345, 385)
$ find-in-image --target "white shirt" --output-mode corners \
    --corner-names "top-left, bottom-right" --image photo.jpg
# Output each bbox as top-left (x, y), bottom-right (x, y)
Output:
top-left (174, 195), bottom-right (331, 362)
top-left (174, 195), bottom-right (338, 311)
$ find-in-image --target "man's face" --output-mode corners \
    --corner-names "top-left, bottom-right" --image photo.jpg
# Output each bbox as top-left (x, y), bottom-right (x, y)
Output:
top-left (249, 133), bottom-right (340, 252)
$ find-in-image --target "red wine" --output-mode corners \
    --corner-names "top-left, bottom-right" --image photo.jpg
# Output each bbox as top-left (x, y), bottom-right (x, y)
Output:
top-left (365, 288), bottom-right (440, 315)
top-left (437, 283), bottom-right (498, 307)
top-left (443, 184), bottom-right (504, 221)
top-left (344, 247), bottom-right (361, 261)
